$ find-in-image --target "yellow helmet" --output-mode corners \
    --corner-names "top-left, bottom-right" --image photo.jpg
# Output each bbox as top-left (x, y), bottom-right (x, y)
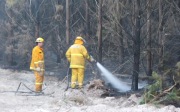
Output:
top-left (76, 36), bottom-right (86, 43)
top-left (36, 37), bottom-right (44, 43)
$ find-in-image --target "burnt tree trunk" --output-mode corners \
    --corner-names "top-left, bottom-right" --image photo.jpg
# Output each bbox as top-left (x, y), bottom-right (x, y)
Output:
top-left (7, 22), bottom-right (14, 66)
top-left (118, 31), bottom-right (124, 64)
top-left (85, 0), bottom-right (90, 38)
top-left (35, 22), bottom-right (40, 38)
top-left (158, 0), bottom-right (164, 64)
top-left (56, 26), bottom-right (61, 63)
top-left (98, 0), bottom-right (102, 63)
top-left (34, 0), bottom-right (40, 38)
top-left (6, 8), bottom-right (15, 66)
top-left (117, 0), bottom-right (124, 64)
top-left (147, 0), bottom-right (152, 76)
top-left (132, 0), bottom-right (141, 91)
top-left (66, 0), bottom-right (70, 45)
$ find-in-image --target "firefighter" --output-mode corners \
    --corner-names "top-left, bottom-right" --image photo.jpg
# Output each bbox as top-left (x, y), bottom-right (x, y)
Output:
top-left (66, 36), bottom-right (95, 89)
top-left (30, 37), bottom-right (45, 92)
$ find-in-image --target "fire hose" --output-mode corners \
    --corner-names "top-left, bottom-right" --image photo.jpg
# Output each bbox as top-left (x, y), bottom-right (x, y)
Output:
top-left (0, 82), bottom-right (48, 96)
top-left (64, 64), bottom-right (70, 91)
top-left (15, 82), bottom-right (47, 95)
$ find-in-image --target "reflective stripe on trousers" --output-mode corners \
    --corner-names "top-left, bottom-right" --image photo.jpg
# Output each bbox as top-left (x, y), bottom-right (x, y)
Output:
top-left (70, 65), bottom-right (84, 68)
top-left (35, 83), bottom-right (43, 85)
top-left (35, 72), bottom-right (44, 92)
top-left (71, 68), bottom-right (84, 88)
top-left (34, 61), bottom-right (44, 64)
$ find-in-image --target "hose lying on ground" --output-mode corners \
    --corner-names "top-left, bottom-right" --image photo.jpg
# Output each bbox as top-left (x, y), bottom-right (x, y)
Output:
top-left (15, 82), bottom-right (47, 95)
top-left (0, 82), bottom-right (47, 95)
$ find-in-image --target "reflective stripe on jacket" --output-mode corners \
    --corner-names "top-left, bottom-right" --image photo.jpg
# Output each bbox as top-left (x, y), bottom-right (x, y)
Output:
top-left (30, 46), bottom-right (44, 70)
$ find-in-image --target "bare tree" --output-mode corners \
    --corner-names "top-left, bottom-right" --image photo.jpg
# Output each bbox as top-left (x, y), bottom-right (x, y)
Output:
top-left (147, 0), bottom-right (152, 76)
top-left (34, 0), bottom-right (41, 38)
top-left (85, 0), bottom-right (90, 38)
top-left (5, 4), bottom-right (15, 66)
top-left (116, 0), bottom-right (124, 64)
top-left (98, 0), bottom-right (102, 63)
top-left (132, 0), bottom-right (141, 91)
top-left (158, 0), bottom-right (163, 63)
top-left (66, 0), bottom-right (70, 45)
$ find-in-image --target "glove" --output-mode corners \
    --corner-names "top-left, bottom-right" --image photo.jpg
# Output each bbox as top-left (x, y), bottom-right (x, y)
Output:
top-left (34, 67), bottom-right (41, 72)
top-left (90, 55), bottom-right (96, 62)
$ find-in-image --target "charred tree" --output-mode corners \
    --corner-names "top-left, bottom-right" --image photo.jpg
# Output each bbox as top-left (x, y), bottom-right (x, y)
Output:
top-left (66, 0), bottom-right (70, 45)
top-left (34, 0), bottom-right (41, 38)
top-left (147, 0), bottom-right (152, 76)
top-left (98, 0), bottom-right (102, 63)
top-left (158, 0), bottom-right (164, 64)
top-left (5, 7), bottom-right (15, 66)
top-left (85, 0), bottom-right (90, 38)
top-left (116, 0), bottom-right (124, 65)
top-left (132, 0), bottom-right (141, 91)
top-left (35, 22), bottom-right (40, 38)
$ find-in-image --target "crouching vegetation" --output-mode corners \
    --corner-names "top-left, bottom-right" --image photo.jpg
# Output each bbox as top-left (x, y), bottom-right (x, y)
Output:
top-left (141, 62), bottom-right (180, 106)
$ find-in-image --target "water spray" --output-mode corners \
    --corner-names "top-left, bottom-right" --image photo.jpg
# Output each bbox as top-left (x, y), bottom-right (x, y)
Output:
top-left (96, 62), bottom-right (131, 92)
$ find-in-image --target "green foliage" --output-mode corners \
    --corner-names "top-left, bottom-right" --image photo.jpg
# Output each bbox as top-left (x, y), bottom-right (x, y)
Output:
top-left (141, 68), bottom-right (180, 106)
top-left (141, 72), bottom-right (162, 104)
top-left (166, 89), bottom-right (180, 101)
top-left (157, 89), bottom-right (180, 106)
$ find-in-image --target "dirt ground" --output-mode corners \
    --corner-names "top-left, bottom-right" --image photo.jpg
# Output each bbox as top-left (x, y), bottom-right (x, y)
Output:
top-left (0, 68), bottom-right (179, 112)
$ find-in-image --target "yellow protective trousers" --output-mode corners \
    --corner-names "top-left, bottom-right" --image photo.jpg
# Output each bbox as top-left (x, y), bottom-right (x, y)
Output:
top-left (34, 72), bottom-right (44, 92)
top-left (71, 68), bottom-right (84, 88)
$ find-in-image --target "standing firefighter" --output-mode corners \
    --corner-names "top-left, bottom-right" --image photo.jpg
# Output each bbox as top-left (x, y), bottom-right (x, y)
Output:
top-left (66, 36), bottom-right (95, 89)
top-left (30, 37), bottom-right (45, 92)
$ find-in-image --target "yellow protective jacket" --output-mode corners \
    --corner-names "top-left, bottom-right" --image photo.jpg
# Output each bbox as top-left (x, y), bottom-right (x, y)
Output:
top-left (30, 46), bottom-right (45, 71)
top-left (66, 39), bottom-right (90, 68)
